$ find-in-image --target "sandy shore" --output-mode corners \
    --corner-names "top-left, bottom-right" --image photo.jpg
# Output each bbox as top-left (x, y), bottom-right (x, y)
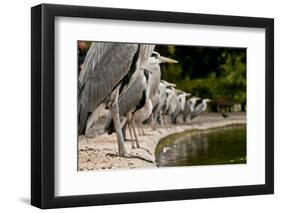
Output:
top-left (78, 113), bottom-right (246, 171)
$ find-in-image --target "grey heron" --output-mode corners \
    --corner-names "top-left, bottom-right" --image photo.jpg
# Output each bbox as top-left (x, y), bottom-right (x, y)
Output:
top-left (221, 111), bottom-right (230, 118)
top-left (104, 68), bottom-right (149, 145)
top-left (145, 82), bottom-right (169, 128)
top-left (163, 88), bottom-right (181, 124)
top-left (176, 92), bottom-right (191, 123)
top-left (164, 88), bottom-right (192, 124)
top-left (104, 52), bottom-right (177, 145)
top-left (145, 52), bottom-right (178, 99)
top-left (78, 42), bottom-right (154, 159)
top-left (190, 98), bottom-right (212, 120)
top-left (157, 80), bottom-right (177, 126)
top-left (161, 80), bottom-right (176, 88)
top-left (183, 96), bottom-right (201, 122)
top-left (134, 53), bottom-right (177, 134)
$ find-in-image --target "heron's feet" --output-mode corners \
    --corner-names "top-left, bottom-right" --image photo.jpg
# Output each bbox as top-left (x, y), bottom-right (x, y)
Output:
top-left (121, 152), bottom-right (155, 164)
top-left (138, 147), bottom-right (152, 156)
top-left (129, 140), bottom-right (138, 149)
top-left (131, 143), bottom-right (136, 149)
top-left (130, 144), bottom-right (152, 156)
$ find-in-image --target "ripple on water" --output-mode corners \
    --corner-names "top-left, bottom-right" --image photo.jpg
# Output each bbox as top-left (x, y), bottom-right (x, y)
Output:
top-left (155, 125), bottom-right (246, 167)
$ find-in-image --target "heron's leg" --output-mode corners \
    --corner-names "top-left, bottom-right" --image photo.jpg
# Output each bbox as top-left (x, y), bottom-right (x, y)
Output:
top-left (107, 115), bottom-right (154, 161)
top-left (110, 91), bottom-right (127, 156)
top-left (120, 118), bottom-right (130, 141)
top-left (131, 118), bottom-right (140, 148)
top-left (127, 119), bottom-right (136, 148)
top-left (159, 114), bottom-right (164, 128)
top-left (122, 124), bottom-right (128, 141)
top-left (156, 115), bottom-right (161, 129)
top-left (85, 103), bottom-right (105, 135)
top-left (151, 115), bottom-right (157, 131)
top-left (127, 123), bottom-right (134, 142)
top-left (141, 125), bottom-right (146, 135)
top-left (162, 116), bottom-right (168, 130)
top-left (186, 114), bottom-right (190, 124)
top-left (109, 108), bottom-right (154, 162)
top-left (108, 92), bottom-right (154, 162)
top-left (137, 126), bottom-right (142, 135)
top-left (182, 114), bottom-right (188, 124)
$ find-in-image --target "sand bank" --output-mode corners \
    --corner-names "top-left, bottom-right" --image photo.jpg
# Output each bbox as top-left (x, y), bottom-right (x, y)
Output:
top-left (78, 113), bottom-right (246, 171)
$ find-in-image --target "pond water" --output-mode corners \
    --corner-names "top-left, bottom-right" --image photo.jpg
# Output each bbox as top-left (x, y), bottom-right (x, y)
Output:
top-left (155, 125), bottom-right (246, 167)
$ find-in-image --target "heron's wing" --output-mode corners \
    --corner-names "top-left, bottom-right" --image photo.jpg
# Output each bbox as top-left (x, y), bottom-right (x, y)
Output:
top-left (79, 42), bottom-right (139, 112)
top-left (171, 100), bottom-right (181, 124)
top-left (151, 93), bottom-right (160, 111)
top-left (190, 103), bottom-right (205, 120)
top-left (134, 98), bottom-right (153, 123)
top-left (184, 101), bottom-right (192, 116)
top-left (167, 94), bottom-right (178, 114)
top-left (158, 83), bottom-right (166, 97)
top-left (119, 71), bottom-right (147, 115)
top-left (78, 42), bottom-right (139, 134)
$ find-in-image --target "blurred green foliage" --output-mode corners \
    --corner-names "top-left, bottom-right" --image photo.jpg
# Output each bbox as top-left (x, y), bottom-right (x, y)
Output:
top-left (155, 45), bottom-right (246, 106)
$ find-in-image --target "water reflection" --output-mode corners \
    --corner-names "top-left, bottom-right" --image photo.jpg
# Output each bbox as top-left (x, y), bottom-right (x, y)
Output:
top-left (155, 125), bottom-right (246, 167)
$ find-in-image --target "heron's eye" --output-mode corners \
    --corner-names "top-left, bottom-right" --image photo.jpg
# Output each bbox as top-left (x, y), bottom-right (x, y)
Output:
top-left (151, 52), bottom-right (160, 58)
top-left (151, 55), bottom-right (158, 60)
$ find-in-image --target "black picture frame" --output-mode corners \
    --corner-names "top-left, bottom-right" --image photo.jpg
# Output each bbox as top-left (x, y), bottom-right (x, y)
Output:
top-left (31, 3), bottom-right (274, 209)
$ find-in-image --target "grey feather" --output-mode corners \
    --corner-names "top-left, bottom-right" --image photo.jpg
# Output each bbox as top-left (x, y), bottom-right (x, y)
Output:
top-left (145, 60), bottom-right (161, 99)
top-left (183, 100), bottom-right (192, 120)
top-left (78, 42), bottom-right (139, 134)
top-left (170, 100), bottom-right (181, 124)
top-left (151, 93), bottom-right (160, 111)
top-left (190, 103), bottom-right (205, 120)
top-left (104, 70), bottom-right (147, 133)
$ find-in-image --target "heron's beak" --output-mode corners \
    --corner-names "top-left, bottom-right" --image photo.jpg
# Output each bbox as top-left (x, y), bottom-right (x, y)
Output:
top-left (174, 89), bottom-right (184, 95)
top-left (185, 93), bottom-right (191, 97)
top-left (159, 56), bottom-right (178, 64)
top-left (167, 84), bottom-right (177, 88)
top-left (162, 80), bottom-right (176, 88)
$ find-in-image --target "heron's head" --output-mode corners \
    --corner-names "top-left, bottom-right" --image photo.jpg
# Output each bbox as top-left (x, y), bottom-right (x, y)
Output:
top-left (161, 80), bottom-right (176, 88)
top-left (185, 93), bottom-right (191, 97)
top-left (151, 51), bottom-right (178, 64)
top-left (204, 98), bottom-right (212, 103)
top-left (191, 96), bottom-right (201, 101)
top-left (173, 88), bottom-right (185, 95)
top-left (188, 96), bottom-right (201, 104)
top-left (165, 88), bottom-right (174, 97)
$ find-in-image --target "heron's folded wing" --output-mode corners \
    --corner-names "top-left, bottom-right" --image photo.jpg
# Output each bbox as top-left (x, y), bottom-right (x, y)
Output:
top-left (190, 103), bottom-right (204, 120)
top-left (78, 42), bottom-right (139, 112)
top-left (78, 42), bottom-right (139, 134)
top-left (104, 70), bottom-right (147, 133)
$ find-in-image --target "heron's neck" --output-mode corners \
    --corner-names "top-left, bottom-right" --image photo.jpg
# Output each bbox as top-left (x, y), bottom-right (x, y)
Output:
top-left (190, 100), bottom-right (196, 107)
top-left (137, 45), bottom-right (155, 69)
